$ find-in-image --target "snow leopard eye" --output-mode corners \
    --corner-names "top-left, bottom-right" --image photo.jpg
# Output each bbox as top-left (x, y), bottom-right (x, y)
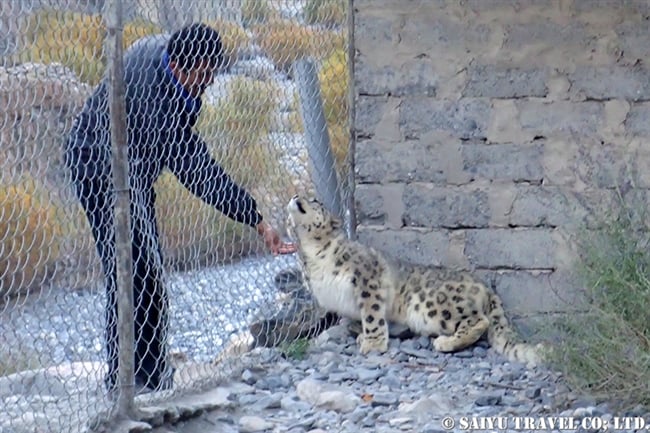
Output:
top-left (296, 200), bottom-right (307, 214)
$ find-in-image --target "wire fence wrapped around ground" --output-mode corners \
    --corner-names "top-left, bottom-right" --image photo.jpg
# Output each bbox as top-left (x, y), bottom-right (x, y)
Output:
top-left (0, 0), bottom-right (351, 431)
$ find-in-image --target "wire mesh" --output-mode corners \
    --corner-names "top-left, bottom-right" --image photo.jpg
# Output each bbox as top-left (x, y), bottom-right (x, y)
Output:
top-left (0, 0), bottom-right (351, 431)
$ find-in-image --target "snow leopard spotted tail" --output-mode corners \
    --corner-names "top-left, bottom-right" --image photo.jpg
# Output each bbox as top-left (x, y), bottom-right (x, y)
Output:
top-left (486, 291), bottom-right (545, 365)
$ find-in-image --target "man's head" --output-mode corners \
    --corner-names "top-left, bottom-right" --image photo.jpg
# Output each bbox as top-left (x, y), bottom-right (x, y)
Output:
top-left (166, 23), bottom-right (223, 98)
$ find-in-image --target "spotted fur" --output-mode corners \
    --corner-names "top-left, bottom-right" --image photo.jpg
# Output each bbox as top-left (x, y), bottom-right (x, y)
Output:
top-left (286, 195), bottom-right (545, 365)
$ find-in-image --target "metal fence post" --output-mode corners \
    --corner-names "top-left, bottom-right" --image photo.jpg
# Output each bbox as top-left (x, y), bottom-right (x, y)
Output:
top-left (293, 58), bottom-right (344, 222)
top-left (104, 0), bottom-right (136, 418)
top-left (345, 0), bottom-right (357, 240)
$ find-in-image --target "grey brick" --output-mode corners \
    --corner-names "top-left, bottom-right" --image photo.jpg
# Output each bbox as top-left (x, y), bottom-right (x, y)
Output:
top-left (569, 65), bottom-right (650, 101)
top-left (509, 187), bottom-right (583, 228)
top-left (463, 65), bottom-right (548, 98)
top-left (573, 0), bottom-right (650, 14)
top-left (399, 98), bottom-right (491, 140)
top-left (510, 187), bottom-right (632, 229)
top-left (571, 189), bottom-right (620, 229)
top-left (542, 140), bottom-right (643, 190)
top-left (575, 143), bottom-right (636, 189)
top-left (355, 55), bottom-right (437, 97)
top-left (517, 101), bottom-right (603, 136)
top-left (505, 21), bottom-right (593, 52)
top-left (402, 185), bottom-right (490, 229)
top-left (464, 0), bottom-right (555, 12)
top-left (462, 143), bottom-right (544, 182)
top-left (464, 229), bottom-right (557, 269)
top-left (616, 21), bottom-right (650, 63)
top-left (625, 102), bottom-right (650, 136)
top-left (353, 12), bottom-right (393, 50)
top-left (354, 184), bottom-right (405, 228)
top-left (399, 13), bottom-right (491, 53)
top-left (356, 227), bottom-right (449, 267)
top-left (491, 270), bottom-right (577, 315)
top-left (355, 95), bottom-right (391, 136)
top-left (354, 185), bottom-right (387, 225)
top-left (355, 138), bottom-right (456, 184)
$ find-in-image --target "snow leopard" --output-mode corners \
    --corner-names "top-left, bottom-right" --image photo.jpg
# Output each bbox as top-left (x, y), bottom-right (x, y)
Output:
top-left (286, 195), bottom-right (546, 365)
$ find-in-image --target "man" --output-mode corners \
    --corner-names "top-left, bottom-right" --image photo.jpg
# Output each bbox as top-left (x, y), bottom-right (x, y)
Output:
top-left (64, 23), bottom-right (296, 393)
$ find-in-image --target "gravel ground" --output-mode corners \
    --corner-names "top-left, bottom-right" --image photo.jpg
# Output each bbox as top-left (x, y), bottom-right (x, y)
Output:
top-left (0, 253), bottom-right (299, 368)
top-left (3, 253), bottom-right (650, 433)
top-left (149, 322), bottom-right (650, 433)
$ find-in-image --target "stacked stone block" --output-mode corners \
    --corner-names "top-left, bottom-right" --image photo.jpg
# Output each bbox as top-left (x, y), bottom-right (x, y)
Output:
top-left (352, 0), bottom-right (650, 321)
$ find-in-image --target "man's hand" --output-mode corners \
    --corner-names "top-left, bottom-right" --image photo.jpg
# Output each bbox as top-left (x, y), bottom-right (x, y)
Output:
top-left (257, 221), bottom-right (297, 255)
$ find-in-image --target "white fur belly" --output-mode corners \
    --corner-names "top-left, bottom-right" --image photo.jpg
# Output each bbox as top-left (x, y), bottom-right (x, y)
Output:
top-left (308, 268), bottom-right (360, 320)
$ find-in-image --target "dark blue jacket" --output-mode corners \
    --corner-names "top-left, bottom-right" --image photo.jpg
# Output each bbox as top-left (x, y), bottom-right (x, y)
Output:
top-left (65, 34), bottom-right (262, 227)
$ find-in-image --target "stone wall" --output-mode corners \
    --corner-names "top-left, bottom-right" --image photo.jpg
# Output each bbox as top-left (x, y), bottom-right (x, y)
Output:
top-left (352, 0), bottom-right (650, 324)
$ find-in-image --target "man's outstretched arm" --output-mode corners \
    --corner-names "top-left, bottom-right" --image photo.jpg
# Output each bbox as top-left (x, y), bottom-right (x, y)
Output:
top-left (165, 131), bottom-right (296, 255)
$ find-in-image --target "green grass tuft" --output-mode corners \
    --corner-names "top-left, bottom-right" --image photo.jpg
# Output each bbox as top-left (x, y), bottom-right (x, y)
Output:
top-left (545, 190), bottom-right (650, 411)
top-left (279, 338), bottom-right (310, 360)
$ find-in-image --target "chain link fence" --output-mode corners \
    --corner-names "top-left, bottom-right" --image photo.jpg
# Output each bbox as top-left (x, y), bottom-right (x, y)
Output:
top-left (0, 0), bottom-right (352, 431)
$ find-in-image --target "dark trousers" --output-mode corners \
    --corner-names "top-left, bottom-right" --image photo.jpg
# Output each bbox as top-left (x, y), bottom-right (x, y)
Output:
top-left (72, 172), bottom-right (170, 391)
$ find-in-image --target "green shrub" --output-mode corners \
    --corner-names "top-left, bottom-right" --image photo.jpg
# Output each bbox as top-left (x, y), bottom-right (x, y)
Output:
top-left (304, 0), bottom-right (347, 27)
top-left (0, 176), bottom-right (62, 297)
top-left (14, 10), bottom-right (161, 84)
top-left (546, 193), bottom-right (650, 410)
top-left (279, 338), bottom-right (310, 360)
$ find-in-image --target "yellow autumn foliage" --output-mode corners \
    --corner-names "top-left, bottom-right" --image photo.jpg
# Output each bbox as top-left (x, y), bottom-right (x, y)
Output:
top-left (200, 76), bottom-right (278, 145)
top-left (0, 176), bottom-right (62, 297)
top-left (320, 47), bottom-right (350, 168)
top-left (14, 10), bottom-right (161, 84)
top-left (241, 0), bottom-right (278, 26)
top-left (252, 19), bottom-right (345, 72)
top-left (304, 0), bottom-right (347, 27)
top-left (204, 19), bottom-right (251, 68)
top-left (319, 48), bottom-right (349, 129)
